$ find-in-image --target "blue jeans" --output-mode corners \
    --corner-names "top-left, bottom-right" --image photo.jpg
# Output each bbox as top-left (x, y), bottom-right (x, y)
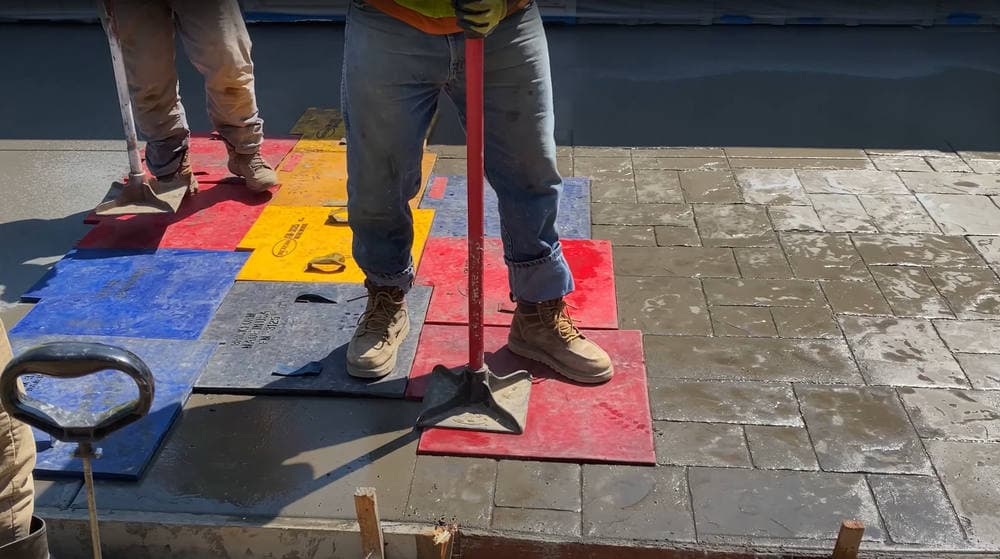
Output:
top-left (343, 0), bottom-right (574, 303)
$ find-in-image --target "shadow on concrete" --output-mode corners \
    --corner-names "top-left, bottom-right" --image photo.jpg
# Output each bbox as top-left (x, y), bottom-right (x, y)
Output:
top-left (0, 212), bottom-right (91, 307)
top-left (1, 21), bottom-right (997, 150)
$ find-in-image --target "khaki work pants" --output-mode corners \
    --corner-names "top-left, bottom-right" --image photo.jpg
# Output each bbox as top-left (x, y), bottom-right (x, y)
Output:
top-left (109, 0), bottom-right (265, 177)
top-left (0, 318), bottom-right (35, 546)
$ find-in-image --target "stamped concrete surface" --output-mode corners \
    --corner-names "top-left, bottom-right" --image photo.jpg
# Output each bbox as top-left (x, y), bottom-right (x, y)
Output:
top-left (4, 16), bottom-right (1000, 557)
top-left (7, 143), bottom-right (997, 557)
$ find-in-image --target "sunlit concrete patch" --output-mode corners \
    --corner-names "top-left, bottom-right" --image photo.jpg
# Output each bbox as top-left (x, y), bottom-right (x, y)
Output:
top-left (917, 194), bottom-right (1000, 235)
top-left (797, 385), bottom-right (932, 474)
top-left (927, 268), bottom-right (1000, 320)
top-left (926, 440), bottom-right (1000, 549)
top-left (899, 387), bottom-right (1000, 442)
top-left (839, 316), bottom-right (968, 388)
top-left (798, 170), bottom-right (907, 195)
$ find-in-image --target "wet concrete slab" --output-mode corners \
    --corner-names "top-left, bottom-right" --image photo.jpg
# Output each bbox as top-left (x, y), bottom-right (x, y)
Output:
top-left (635, 157), bottom-right (729, 172)
top-left (899, 388), bottom-right (1000, 442)
top-left (726, 148), bottom-right (867, 159)
top-left (927, 268), bottom-right (1000, 320)
top-left (581, 465), bottom-right (694, 542)
top-left (407, 456), bottom-right (495, 528)
top-left (779, 232), bottom-right (869, 280)
top-left (839, 316), bottom-right (968, 388)
top-left (969, 236), bottom-right (1000, 274)
top-left (693, 204), bottom-right (776, 247)
top-left (820, 280), bottom-right (892, 315)
top-left (591, 177), bottom-right (637, 204)
top-left (643, 335), bottom-right (862, 383)
top-left (771, 307), bottom-right (842, 339)
top-left (574, 147), bottom-right (631, 158)
top-left (729, 158), bottom-right (873, 170)
top-left (703, 278), bottom-right (826, 307)
top-left (633, 147), bottom-right (725, 158)
top-left (955, 354), bottom-right (1000, 390)
top-left (899, 172), bottom-right (1000, 195)
top-left (852, 234), bottom-right (985, 268)
top-left (495, 460), bottom-right (581, 512)
top-left (809, 194), bottom-right (878, 233)
top-left (615, 276), bottom-right (711, 336)
top-left (633, 169), bottom-right (685, 204)
top-left (918, 194), bottom-right (1000, 235)
top-left (935, 320), bottom-right (1000, 354)
top-left (592, 224), bottom-right (656, 246)
top-left (591, 202), bottom-right (692, 227)
top-left (925, 440), bottom-right (1000, 548)
top-left (967, 161), bottom-right (1000, 174)
top-left (871, 155), bottom-right (934, 172)
top-left (733, 247), bottom-right (793, 279)
top-left (744, 426), bottom-right (818, 471)
top-left (735, 169), bottom-right (809, 205)
top-left (867, 474), bottom-right (965, 546)
top-left (654, 422), bottom-right (751, 468)
top-left (73, 394), bottom-right (422, 520)
top-left (797, 385), bottom-right (932, 474)
top-left (858, 194), bottom-right (941, 233)
top-left (491, 507), bottom-right (581, 537)
top-left (34, 479), bottom-right (82, 509)
top-left (653, 225), bottom-right (701, 246)
top-left (572, 156), bottom-right (632, 178)
top-left (768, 205), bottom-right (824, 232)
top-left (798, 170), bottom-right (908, 195)
top-left (679, 171), bottom-right (741, 203)
top-left (613, 246), bottom-right (738, 277)
top-left (646, 379), bottom-right (801, 425)
top-left (870, 266), bottom-right (955, 318)
top-left (688, 467), bottom-right (883, 540)
top-left (710, 306), bottom-right (777, 337)
top-left (927, 156), bottom-right (974, 173)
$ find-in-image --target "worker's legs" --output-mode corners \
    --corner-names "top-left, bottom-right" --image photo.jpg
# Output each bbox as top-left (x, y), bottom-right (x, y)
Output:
top-left (170, 0), bottom-right (264, 154)
top-left (111, 0), bottom-right (189, 177)
top-left (0, 318), bottom-right (36, 547)
top-left (343, 0), bottom-right (447, 289)
top-left (447, 5), bottom-right (612, 384)
top-left (446, 4), bottom-right (572, 305)
top-left (342, 1), bottom-right (448, 378)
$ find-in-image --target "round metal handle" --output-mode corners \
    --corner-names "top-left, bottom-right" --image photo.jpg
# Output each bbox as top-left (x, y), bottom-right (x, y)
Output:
top-left (0, 342), bottom-right (154, 443)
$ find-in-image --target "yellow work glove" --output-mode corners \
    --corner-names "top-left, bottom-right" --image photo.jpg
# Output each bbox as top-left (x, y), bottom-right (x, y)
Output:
top-left (452, 0), bottom-right (506, 37)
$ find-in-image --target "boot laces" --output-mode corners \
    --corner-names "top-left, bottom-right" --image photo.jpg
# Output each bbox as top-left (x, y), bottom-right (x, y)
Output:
top-left (538, 300), bottom-right (582, 342)
top-left (249, 153), bottom-right (270, 172)
top-left (359, 291), bottom-right (402, 341)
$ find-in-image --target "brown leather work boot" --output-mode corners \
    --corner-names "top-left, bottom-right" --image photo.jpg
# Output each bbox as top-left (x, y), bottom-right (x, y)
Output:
top-left (347, 283), bottom-right (410, 379)
top-left (154, 151), bottom-right (198, 194)
top-left (227, 148), bottom-right (279, 192)
top-left (508, 298), bottom-right (613, 384)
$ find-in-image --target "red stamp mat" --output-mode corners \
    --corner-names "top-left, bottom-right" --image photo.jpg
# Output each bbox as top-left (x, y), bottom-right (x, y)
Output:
top-left (415, 237), bottom-right (618, 329)
top-left (84, 134), bottom-right (297, 225)
top-left (411, 325), bottom-right (654, 465)
top-left (77, 180), bottom-right (272, 251)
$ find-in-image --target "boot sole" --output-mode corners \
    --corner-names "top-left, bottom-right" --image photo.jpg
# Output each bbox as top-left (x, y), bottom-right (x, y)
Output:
top-left (346, 320), bottom-right (411, 379)
top-left (507, 338), bottom-right (614, 385)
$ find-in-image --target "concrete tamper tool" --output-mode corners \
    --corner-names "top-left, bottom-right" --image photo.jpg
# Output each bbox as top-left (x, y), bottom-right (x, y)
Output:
top-left (1, 342), bottom-right (155, 559)
top-left (93, 0), bottom-right (190, 216)
top-left (416, 36), bottom-right (533, 434)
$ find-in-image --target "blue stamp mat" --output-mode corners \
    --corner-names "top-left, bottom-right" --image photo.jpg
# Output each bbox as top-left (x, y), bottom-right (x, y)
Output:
top-left (9, 336), bottom-right (217, 480)
top-left (419, 176), bottom-right (591, 239)
top-left (13, 249), bottom-right (248, 340)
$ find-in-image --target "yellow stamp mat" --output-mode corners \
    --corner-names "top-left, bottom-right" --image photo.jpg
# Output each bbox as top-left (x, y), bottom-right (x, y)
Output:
top-left (273, 150), bottom-right (437, 208)
top-left (236, 205), bottom-right (435, 283)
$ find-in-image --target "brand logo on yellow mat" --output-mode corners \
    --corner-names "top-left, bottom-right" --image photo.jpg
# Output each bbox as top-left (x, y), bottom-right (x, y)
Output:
top-left (272, 221), bottom-right (309, 257)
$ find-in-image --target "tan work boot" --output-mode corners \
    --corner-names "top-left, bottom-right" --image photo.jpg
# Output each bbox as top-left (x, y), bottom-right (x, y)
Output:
top-left (227, 148), bottom-right (279, 192)
top-left (347, 284), bottom-right (410, 379)
top-left (154, 151), bottom-right (198, 194)
top-left (508, 298), bottom-right (613, 384)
